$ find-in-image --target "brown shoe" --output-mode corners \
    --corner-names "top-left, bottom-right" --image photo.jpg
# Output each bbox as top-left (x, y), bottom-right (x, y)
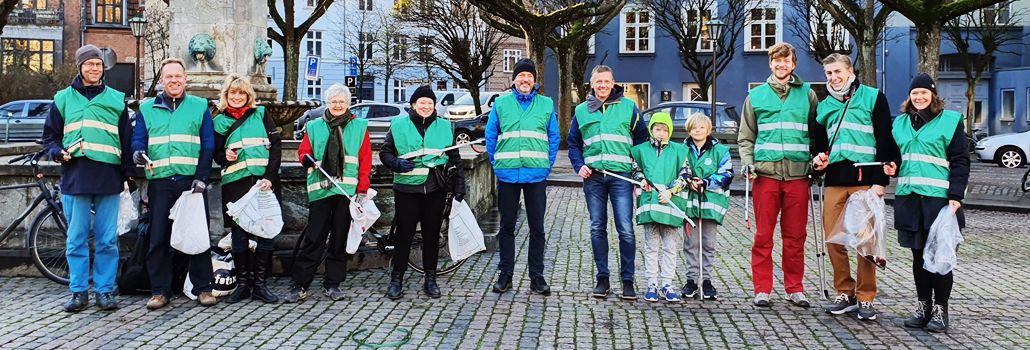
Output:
top-left (145, 295), bottom-right (168, 310)
top-left (197, 292), bottom-right (218, 307)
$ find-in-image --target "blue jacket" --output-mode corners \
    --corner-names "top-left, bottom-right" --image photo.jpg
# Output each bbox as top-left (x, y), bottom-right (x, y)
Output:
top-left (567, 85), bottom-right (649, 173)
top-left (131, 93), bottom-right (215, 182)
top-left (485, 86), bottom-right (560, 184)
top-left (41, 76), bottom-right (134, 195)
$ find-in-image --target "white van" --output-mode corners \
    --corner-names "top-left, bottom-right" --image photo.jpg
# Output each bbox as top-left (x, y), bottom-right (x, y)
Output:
top-left (445, 91), bottom-right (511, 120)
top-left (404, 87), bottom-right (468, 116)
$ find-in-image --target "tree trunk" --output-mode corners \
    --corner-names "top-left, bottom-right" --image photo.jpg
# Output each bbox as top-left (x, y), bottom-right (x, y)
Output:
top-left (915, 22), bottom-right (943, 80)
top-left (282, 40), bottom-right (300, 101)
top-left (856, 32), bottom-right (879, 85)
top-left (965, 82), bottom-right (976, 134)
top-left (524, 33), bottom-right (548, 93)
top-left (469, 89), bottom-right (483, 116)
top-left (555, 46), bottom-right (575, 146)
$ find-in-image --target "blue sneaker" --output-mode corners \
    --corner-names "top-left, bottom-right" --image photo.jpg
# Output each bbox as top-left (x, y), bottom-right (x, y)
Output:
top-left (662, 284), bottom-right (682, 303)
top-left (644, 285), bottom-right (660, 302)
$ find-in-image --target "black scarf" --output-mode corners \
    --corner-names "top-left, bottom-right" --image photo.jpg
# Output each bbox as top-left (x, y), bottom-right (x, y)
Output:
top-left (322, 109), bottom-right (354, 177)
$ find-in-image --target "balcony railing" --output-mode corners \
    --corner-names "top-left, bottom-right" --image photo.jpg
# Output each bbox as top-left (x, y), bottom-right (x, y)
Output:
top-left (7, 9), bottom-right (64, 27)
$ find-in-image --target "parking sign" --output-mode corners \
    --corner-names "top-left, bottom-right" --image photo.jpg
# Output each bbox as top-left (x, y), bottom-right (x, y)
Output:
top-left (305, 56), bottom-right (320, 81)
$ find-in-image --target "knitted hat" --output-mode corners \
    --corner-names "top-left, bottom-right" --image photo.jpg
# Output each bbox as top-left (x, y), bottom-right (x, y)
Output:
top-left (75, 44), bottom-right (103, 69)
top-left (511, 58), bottom-right (537, 81)
top-left (648, 112), bottom-right (674, 138)
top-left (408, 85), bottom-right (436, 105)
top-left (909, 73), bottom-right (936, 94)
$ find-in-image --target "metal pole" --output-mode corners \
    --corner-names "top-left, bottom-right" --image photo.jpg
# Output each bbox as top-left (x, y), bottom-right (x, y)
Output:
top-left (710, 42), bottom-right (718, 125)
top-left (135, 37), bottom-right (141, 99)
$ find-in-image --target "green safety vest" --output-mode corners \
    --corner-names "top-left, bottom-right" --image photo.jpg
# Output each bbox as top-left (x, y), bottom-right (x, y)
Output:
top-left (305, 117), bottom-right (367, 202)
top-left (390, 116), bottom-right (453, 185)
top-left (140, 95), bottom-right (208, 179)
top-left (751, 83), bottom-right (812, 162)
top-left (816, 84), bottom-right (879, 164)
top-left (214, 107), bottom-right (271, 185)
top-left (574, 97), bottom-right (637, 172)
top-left (630, 142), bottom-right (691, 227)
top-left (54, 86), bottom-right (125, 165)
top-left (680, 143), bottom-right (732, 224)
top-left (892, 110), bottom-right (962, 198)
top-left (492, 93), bottom-right (552, 169)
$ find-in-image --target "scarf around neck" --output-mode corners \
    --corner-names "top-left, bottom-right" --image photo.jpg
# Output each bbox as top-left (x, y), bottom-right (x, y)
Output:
top-left (322, 109), bottom-right (354, 178)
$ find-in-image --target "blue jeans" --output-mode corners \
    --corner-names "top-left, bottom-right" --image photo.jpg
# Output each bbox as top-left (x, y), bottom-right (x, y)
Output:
top-left (63, 193), bottom-right (120, 293)
top-left (583, 172), bottom-right (636, 282)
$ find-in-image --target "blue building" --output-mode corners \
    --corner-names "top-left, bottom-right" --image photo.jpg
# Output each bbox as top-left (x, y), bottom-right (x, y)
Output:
top-left (542, 1), bottom-right (1030, 135)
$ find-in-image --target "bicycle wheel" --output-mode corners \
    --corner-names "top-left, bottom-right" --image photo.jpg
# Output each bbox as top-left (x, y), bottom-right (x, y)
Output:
top-left (1022, 169), bottom-right (1030, 192)
top-left (28, 206), bottom-right (71, 285)
top-left (406, 208), bottom-right (467, 276)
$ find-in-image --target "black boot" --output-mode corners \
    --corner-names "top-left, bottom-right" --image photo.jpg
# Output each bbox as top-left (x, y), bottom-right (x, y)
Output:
top-left (226, 250), bottom-right (252, 304)
top-left (386, 271), bottom-right (404, 300)
top-left (251, 250), bottom-right (280, 303)
top-left (62, 292), bottom-right (89, 313)
top-left (926, 303), bottom-right (949, 333)
top-left (423, 269), bottom-right (441, 298)
top-left (903, 300), bottom-right (933, 328)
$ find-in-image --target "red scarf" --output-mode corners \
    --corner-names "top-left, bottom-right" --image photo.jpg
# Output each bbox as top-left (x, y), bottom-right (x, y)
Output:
top-left (225, 106), bottom-right (249, 120)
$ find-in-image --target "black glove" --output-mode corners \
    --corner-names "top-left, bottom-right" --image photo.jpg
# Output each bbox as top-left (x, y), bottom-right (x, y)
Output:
top-left (453, 191), bottom-right (465, 203)
top-left (126, 179), bottom-right (138, 193)
top-left (191, 180), bottom-right (207, 193)
top-left (301, 154), bottom-right (316, 168)
top-left (133, 150), bottom-right (148, 165)
top-left (397, 159), bottom-right (415, 173)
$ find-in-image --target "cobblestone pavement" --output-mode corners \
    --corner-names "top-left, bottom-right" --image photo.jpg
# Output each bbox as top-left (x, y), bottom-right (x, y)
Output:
top-left (1, 187), bottom-right (1029, 349)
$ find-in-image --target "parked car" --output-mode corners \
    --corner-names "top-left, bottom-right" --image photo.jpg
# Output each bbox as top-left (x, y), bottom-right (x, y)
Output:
top-left (975, 129), bottom-right (1030, 168)
top-left (452, 112), bottom-right (488, 144)
top-left (431, 90), bottom-right (468, 116)
top-left (445, 91), bottom-right (509, 120)
top-left (293, 102), bottom-right (409, 140)
top-left (641, 101), bottom-right (740, 144)
top-left (0, 100), bottom-right (51, 143)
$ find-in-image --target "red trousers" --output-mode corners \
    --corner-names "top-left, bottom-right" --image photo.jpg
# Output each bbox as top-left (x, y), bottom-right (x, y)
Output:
top-left (751, 177), bottom-right (809, 294)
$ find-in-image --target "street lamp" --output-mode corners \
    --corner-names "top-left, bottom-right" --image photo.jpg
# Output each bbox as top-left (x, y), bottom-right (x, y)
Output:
top-left (129, 16), bottom-right (147, 99)
top-left (705, 18), bottom-right (725, 126)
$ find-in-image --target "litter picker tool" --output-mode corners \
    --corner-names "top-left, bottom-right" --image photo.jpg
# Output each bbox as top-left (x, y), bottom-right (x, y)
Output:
top-left (140, 153), bottom-right (155, 176)
top-left (693, 179), bottom-right (706, 292)
top-left (231, 140), bottom-right (272, 152)
top-left (63, 137), bottom-right (84, 156)
top-left (852, 161), bottom-right (886, 167)
top-left (600, 169), bottom-right (695, 228)
top-left (304, 154), bottom-right (361, 208)
top-left (808, 177), bottom-right (830, 300)
top-left (743, 165), bottom-right (753, 231)
top-left (402, 139), bottom-right (485, 160)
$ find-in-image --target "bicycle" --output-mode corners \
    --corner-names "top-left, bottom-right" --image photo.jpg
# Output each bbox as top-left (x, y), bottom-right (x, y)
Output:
top-left (1021, 166), bottom-right (1030, 193)
top-left (365, 186), bottom-right (467, 275)
top-left (966, 127), bottom-right (987, 153)
top-left (0, 150), bottom-right (71, 284)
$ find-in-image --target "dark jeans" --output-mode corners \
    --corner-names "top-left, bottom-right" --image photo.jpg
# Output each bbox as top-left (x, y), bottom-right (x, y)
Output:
top-left (496, 180), bottom-right (547, 278)
top-left (222, 177), bottom-right (274, 253)
top-left (147, 178), bottom-right (213, 297)
top-left (392, 190), bottom-right (447, 274)
top-left (291, 195), bottom-right (352, 289)
top-left (583, 172), bottom-right (636, 282)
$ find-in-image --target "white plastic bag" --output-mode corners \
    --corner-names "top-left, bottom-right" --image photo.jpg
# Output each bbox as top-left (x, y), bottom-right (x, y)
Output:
top-left (924, 206), bottom-right (963, 275)
top-left (169, 190), bottom-right (211, 255)
top-left (226, 184), bottom-right (284, 239)
top-left (116, 187), bottom-right (139, 236)
top-left (448, 199), bottom-right (486, 262)
top-left (347, 189), bottom-right (381, 254)
top-left (217, 234), bottom-right (256, 252)
top-left (826, 189), bottom-right (887, 266)
top-left (184, 250), bottom-right (237, 299)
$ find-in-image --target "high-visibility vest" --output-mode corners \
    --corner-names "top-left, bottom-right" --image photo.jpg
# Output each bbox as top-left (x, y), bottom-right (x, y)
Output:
top-left (750, 83), bottom-right (812, 162)
top-left (680, 143), bottom-right (732, 224)
top-left (54, 86), bottom-right (125, 165)
top-left (492, 93), bottom-right (552, 169)
top-left (139, 95), bottom-right (207, 179)
top-left (213, 107), bottom-right (271, 185)
top-left (390, 116), bottom-right (453, 185)
top-left (630, 142), bottom-right (690, 227)
top-left (305, 117), bottom-right (367, 202)
top-left (574, 97), bottom-right (636, 172)
top-left (892, 110), bottom-right (962, 198)
top-left (816, 84), bottom-right (879, 164)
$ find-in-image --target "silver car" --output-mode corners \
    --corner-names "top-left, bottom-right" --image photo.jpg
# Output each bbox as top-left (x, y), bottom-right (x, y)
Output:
top-left (975, 129), bottom-right (1030, 168)
top-left (0, 99), bottom-right (51, 142)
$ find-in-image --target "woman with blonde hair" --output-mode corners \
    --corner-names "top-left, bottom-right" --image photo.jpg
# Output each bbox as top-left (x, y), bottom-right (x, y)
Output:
top-left (212, 74), bottom-right (282, 304)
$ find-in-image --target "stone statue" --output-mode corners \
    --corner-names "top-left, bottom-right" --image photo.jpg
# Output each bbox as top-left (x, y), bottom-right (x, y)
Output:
top-left (188, 34), bottom-right (217, 72)
top-left (253, 38), bottom-right (273, 76)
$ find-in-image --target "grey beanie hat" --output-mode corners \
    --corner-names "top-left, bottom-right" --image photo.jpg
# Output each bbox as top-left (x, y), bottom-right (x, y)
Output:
top-left (75, 45), bottom-right (104, 68)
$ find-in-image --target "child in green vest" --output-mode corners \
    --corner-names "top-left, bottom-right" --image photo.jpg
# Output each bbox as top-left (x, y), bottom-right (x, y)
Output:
top-left (681, 113), bottom-right (734, 300)
top-left (630, 112), bottom-right (691, 303)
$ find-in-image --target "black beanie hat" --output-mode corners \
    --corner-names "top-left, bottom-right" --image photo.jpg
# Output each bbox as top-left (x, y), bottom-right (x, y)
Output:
top-left (512, 58), bottom-right (537, 81)
top-left (909, 73), bottom-right (936, 94)
top-left (409, 85), bottom-right (436, 105)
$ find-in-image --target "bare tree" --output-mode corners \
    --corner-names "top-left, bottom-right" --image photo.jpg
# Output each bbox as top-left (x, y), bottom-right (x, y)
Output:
top-left (0, 0), bottom-right (18, 37)
top-left (143, 0), bottom-right (171, 97)
top-left (340, 8), bottom-right (380, 103)
top-left (371, 8), bottom-right (413, 103)
top-left (944, 1), bottom-right (1024, 133)
top-left (815, 0), bottom-right (893, 85)
top-left (398, 0), bottom-right (505, 115)
top-left (645, 0), bottom-right (752, 102)
top-left (785, 0), bottom-right (851, 64)
top-left (268, 0), bottom-right (336, 101)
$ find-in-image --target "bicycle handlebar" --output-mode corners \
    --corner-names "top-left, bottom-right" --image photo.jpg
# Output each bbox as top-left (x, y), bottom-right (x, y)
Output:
top-left (8, 151), bottom-right (41, 165)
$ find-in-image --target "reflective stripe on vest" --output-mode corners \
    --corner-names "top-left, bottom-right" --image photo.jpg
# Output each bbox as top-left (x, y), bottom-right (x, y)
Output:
top-left (575, 97), bottom-right (636, 172)
top-left (140, 95), bottom-right (207, 179)
top-left (817, 85), bottom-right (879, 164)
top-left (497, 130), bottom-right (548, 142)
top-left (493, 93), bottom-right (553, 169)
top-left (54, 86), bottom-right (125, 165)
top-left (892, 110), bottom-right (962, 198)
top-left (902, 153), bottom-right (949, 168)
top-left (682, 143), bottom-right (732, 223)
top-left (214, 107), bottom-right (272, 185)
top-left (305, 117), bottom-right (367, 202)
top-left (390, 116), bottom-right (453, 185)
top-left (751, 83), bottom-right (812, 162)
top-left (630, 142), bottom-right (691, 227)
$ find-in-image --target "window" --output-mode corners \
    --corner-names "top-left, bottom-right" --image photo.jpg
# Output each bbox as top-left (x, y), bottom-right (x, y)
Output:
top-left (682, 83), bottom-right (710, 101)
top-left (358, 0), bottom-right (372, 11)
top-left (683, 7), bottom-right (715, 52)
top-left (392, 35), bottom-right (407, 61)
top-left (619, 83), bottom-right (650, 109)
top-left (307, 78), bottom-right (322, 100)
top-left (417, 36), bottom-right (433, 61)
top-left (359, 32), bottom-right (374, 60)
top-left (307, 0), bottom-right (316, 6)
top-left (25, 102), bottom-right (49, 119)
top-left (974, 100), bottom-right (984, 127)
top-left (502, 49), bottom-right (522, 72)
top-left (437, 80), bottom-right (448, 91)
top-left (306, 31), bottom-right (322, 56)
top-left (811, 9), bottom-right (850, 51)
top-left (94, 0), bottom-right (124, 25)
top-left (24, 0), bottom-right (47, 10)
top-left (1, 103), bottom-right (23, 118)
top-left (588, 34), bottom-right (596, 54)
top-left (1000, 89), bottom-right (1014, 122)
top-left (983, 3), bottom-right (1011, 24)
top-left (746, 5), bottom-right (780, 52)
top-left (620, 7), bottom-right (655, 53)
top-left (1, 38), bottom-right (56, 72)
top-left (393, 80), bottom-right (405, 103)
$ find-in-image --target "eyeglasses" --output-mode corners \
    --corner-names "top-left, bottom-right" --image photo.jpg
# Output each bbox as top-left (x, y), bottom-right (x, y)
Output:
top-left (328, 100), bottom-right (348, 106)
top-left (82, 62), bottom-right (104, 69)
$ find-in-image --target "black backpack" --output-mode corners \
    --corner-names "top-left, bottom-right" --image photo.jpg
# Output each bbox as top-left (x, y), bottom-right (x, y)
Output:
top-left (117, 211), bottom-right (152, 295)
